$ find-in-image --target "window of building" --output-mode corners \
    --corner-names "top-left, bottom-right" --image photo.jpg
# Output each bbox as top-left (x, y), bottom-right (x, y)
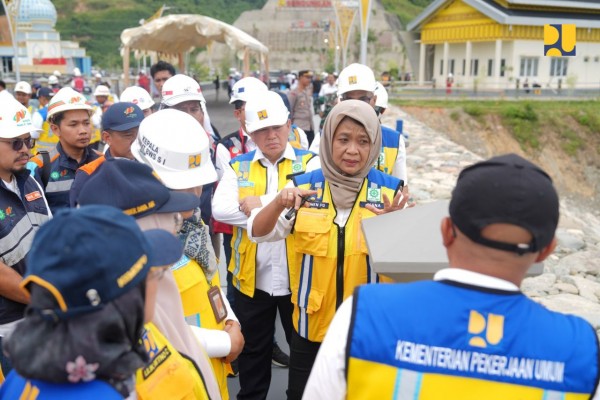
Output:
top-left (462, 59), bottom-right (466, 75)
top-left (520, 57), bottom-right (539, 77)
top-left (550, 58), bottom-right (568, 77)
top-left (500, 59), bottom-right (506, 77)
top-left (440, 59), bottom-right (443, 76)
top-left (449, 59), bottom-right (455, 75)
top-left (471, 59), bottom-right (479, 76)
top-left (487, 59), bottom-right (493, 77)
top-left (1, 57), bottom-right (13, 74)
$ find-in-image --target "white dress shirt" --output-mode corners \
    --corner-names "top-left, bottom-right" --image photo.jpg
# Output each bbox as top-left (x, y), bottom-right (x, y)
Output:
top-left (213, 143), bottom-right (299, 296)
top-left (302, 268), bottom-right (600, 400)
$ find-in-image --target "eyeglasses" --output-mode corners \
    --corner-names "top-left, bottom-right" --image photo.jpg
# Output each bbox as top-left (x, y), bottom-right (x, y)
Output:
top-left (174, 212), bottom-right (183, 233)
top-left (0, 137), bottom-right (35, 151)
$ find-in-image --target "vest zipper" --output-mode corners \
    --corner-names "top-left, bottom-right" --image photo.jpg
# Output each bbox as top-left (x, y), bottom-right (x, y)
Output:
top-left (336, 226), bottom-right (345, 309)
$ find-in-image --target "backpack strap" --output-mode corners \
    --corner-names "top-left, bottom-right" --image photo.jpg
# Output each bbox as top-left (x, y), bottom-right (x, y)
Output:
top-left (38, 150), bottom-right (51, 188)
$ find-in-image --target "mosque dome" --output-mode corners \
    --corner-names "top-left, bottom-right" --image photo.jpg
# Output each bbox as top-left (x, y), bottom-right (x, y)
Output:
top-left (17, 0), bottom-right (57, 26)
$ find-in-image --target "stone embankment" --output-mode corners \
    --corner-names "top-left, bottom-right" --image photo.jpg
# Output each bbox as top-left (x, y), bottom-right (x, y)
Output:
top-left (382, 106), bottom-right (600, 334)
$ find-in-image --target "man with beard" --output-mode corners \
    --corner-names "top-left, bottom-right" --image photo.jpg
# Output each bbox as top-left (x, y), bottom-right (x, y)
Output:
top-left (0, 96), bottom-right (50, 374)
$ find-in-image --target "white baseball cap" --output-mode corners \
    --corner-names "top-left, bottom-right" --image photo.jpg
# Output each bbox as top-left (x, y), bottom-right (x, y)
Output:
top-left (337, 63), bottom-right (377, 96)
top-left (161, 74), bottom-right (206, 107)
top-left (120, 86), bottom-right (153, 111)
top-left (15, 81), bottom-right (32, 95)
top-left (229, 77), bottom-right (268, 104)
top-left (47, 87), bottom-right (92, 119)
top-left (94, 85), bottom-right (111, 97)
top-left (131, 109), bottom-right (217, 189)
top-left (0, 96), bottom-right (41, 138)
top-left (374, 81), bottom-right (388, 109)
top-left (244, 90), bottom-right (289, 134)
top-left (48, 75), bottom-right (59, 85)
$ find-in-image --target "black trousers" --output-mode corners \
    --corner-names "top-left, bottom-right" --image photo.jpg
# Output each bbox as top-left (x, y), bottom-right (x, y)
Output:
top-left (304, 130), bottom-right (315, 146)
top-left (287, 330), bottom-right (321, 400)
top-left (235, 288), bottom-right (294, 400)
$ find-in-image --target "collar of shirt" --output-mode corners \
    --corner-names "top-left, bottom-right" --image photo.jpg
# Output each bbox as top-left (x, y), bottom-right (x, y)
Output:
top-left (433, 268), bottom-right (519, 292)
top-left (57, 142), bottom-right (94, 167)
top-left (252, 143), bottom-right (295, 165)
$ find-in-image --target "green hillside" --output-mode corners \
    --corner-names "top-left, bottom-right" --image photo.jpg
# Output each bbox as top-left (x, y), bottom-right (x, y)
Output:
top-left (54, 0), bottom-right (432, 68)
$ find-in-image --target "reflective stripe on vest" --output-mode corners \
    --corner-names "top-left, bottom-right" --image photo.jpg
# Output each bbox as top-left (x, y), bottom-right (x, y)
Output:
top-left (346, 282), bottom-right (600, 400)
top-left (228, 148), bottom-right (314, 297)
top-left (291, 168), bottom-right (401, 342)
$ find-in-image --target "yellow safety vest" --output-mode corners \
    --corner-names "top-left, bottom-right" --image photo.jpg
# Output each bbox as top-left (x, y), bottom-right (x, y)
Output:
top-left (171, 255), bottom-right (231, 399)
top-left (291, 169), bottom-right (400, 342)
top-left (90, 105), bottom-right (101, 145)
top-left (228, 148), bottom-right (314, 297)
top-left (376, 126), bottom-right (400, 176)
top-left (136, 322), bottom-right (210, 400)
top-left (32, 106), bottom-right (57, 154)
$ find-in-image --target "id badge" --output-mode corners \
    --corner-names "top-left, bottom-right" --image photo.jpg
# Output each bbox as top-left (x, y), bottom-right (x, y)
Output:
top-left (207, 286), bottom-right (228, 323)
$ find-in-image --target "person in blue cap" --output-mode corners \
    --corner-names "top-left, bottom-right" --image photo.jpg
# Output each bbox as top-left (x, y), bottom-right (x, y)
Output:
top-left (0, 205), bottom-right (184, 399)
top-left (68, 102), bottom-right (144, 207)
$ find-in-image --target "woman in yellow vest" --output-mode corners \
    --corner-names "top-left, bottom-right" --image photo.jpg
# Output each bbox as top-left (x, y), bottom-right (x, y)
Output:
top-left (0, 206), bottom-right (184, 399)
top-left (131, 108), bottom-right (244, 399)
top-left (249, 100), bottom-right (411, 400)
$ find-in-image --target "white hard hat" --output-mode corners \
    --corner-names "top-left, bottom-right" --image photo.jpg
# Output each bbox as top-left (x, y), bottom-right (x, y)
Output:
top-left (95, 73), bottom-right (102, 79)
top-left (374, 81), bottom-right (388, 109)
top-left (53, 70), bottom-right (62, 77)
top-left (337, 63), bottom-right (377, 96)
top-left (47, 87), bottom-right (92, 119)
top-left (131, 109), bottom-right (217, 189)
top-left (229, 77), bottom-right (268, 104)
top-left (73, 67), bottom-right (81, 77)
top-left (161, 74), bottom-right (206, 107)
top-left (14, 81), bottom-right (32, 95)
top-left (0, 96), bottom-right (40, 138)
top-left (94, 85), bottom-right (111, 97)
top-left (244, 90), bottom-right (289, 134)
top-left (48, 75), bottom-right (59, 85)
top-left (120, 86), bottom-right (153, 111)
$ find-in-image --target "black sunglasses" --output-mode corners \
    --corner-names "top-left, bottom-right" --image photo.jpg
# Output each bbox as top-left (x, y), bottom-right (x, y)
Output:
top-left (0, 137), bottom-right (35, 151)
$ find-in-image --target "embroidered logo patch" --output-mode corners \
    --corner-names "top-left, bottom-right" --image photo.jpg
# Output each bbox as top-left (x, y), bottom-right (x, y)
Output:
top-left (188, 154), bottom-right (202, 169)
top-left (348, 75), bottom-right (358, 85)
top-left (257, 110), bottom-right (268, 120)
top-left (25, 191), bottom-right (42, 202)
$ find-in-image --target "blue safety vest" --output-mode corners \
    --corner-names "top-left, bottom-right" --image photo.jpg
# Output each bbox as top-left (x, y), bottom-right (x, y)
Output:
top-left (347, 281), bottom-right (600, 400)
top-left (0, 370), bottom-right (123, 399)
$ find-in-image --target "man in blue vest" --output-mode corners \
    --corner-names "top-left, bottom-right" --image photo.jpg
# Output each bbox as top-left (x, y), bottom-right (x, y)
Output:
top-left (0, 96), bottom-right (51, 375)
top-left (304, 153), bottom-right (600, 399)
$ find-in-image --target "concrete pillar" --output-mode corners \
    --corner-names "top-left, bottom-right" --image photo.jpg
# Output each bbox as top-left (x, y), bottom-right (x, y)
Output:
top-left (465, 41), bottom-right (472, 77)
top-left (443, 41), bottom-right (449, 80)
top-left (494, 39), bottom-right (502, 88)
top-left (418, 42), bottom-right (426, 85)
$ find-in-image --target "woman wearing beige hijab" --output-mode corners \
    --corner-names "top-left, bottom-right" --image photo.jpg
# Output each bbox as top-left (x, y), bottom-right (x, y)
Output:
top-left (248, 100), bottom-right (410, 399)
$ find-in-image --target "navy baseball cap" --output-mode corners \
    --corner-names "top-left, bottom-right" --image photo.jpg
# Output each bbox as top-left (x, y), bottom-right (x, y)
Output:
top-left (449, 153), bottom-right (559, 255)
top-left (78, 158), bottom-right (199, 217)
top-left (37, 87), bottom-right (53, 99)
top-left (102, 102), bottom-right (144, 132)
top-left (22, 205), bottom-right (183, 320)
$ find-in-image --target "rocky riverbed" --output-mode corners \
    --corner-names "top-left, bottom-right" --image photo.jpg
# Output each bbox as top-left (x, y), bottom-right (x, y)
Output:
top-left (383, 106), bottom-right (600, 334)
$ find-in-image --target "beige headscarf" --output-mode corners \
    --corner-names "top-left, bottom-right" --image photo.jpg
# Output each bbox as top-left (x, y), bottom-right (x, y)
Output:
top-left (320, 100), bottom-right (382, 209)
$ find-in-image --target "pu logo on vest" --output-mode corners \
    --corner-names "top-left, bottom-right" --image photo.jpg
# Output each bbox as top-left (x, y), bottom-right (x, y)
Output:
top-left (141, 328), bottom-right (172, 378)
top-left (257, 110), bottom-right (268, 120)
top-left (468, 310), bottom-right (504, 348)
top-left (544, 24), bottom-right (576, 56)
top-left (188, 154), bottom-right (202, 169)
top-left (348, 75), bottom-right (358, 85)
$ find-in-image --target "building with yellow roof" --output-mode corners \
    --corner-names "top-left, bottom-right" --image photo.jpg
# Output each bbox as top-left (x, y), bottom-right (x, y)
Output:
top-left (408, 0), bottom-right (600, 90)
